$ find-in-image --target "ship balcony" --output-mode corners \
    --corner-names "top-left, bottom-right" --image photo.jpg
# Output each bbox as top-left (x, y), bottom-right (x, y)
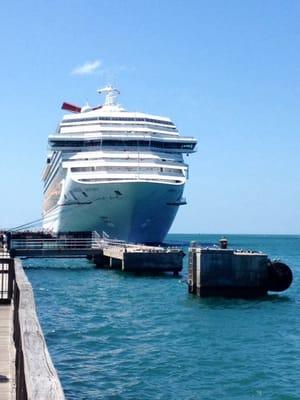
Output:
top-left (63, 158), bottom-right (187, 169)
top-left (70, 170), bottom-right (186, 185)
top-left (48, 135), bottom-right (197, 154)
top-left (67, 164), bottom-right (187, 174)
top-left (59, 124), bottom-right (178, 135)
top-left (68, 166), bottom-right (187, 178)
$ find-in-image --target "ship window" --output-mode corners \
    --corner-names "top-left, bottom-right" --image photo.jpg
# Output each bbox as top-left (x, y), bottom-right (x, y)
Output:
top-left (62, 117), bottom-right (175, 126)
top-left (138, 140), bottom-right (149, 146)
top-left (125, 140), bottom-right (138, 146)
top-left (102, 140), bottom-right (124, 146)
top-left (50, 139), bottom-right (195, 150)
top-left (78, 177), bottom-right (182, 184)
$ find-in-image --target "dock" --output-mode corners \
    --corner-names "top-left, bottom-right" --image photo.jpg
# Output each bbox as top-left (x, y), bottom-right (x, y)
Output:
top-left (9, 234), bottom-right (184, 274)
top-left (0, 251), bottom-right (14, 400)
top-left (95, 243), bottom-right (184, 273)
top-left (188, 244), bottom-right (293, 298)
top-left (0, 305), bottom-right (14, 400)
top-left (0, 248), bottom-right (65, 400)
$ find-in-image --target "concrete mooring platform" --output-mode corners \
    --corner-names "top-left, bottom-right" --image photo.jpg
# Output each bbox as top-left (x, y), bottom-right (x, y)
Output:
top-left (93, 244), bottom-right (184, 274)
top-left (188, 245), bottom-right (293, 298)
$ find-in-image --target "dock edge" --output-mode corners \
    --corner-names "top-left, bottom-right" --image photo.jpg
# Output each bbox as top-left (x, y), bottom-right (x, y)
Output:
top-left (13, 258), bottom-right (65, 400)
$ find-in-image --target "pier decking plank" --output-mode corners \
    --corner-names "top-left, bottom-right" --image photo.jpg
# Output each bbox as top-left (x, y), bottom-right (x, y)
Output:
top-left (0, 305), bottom-right (15, 400)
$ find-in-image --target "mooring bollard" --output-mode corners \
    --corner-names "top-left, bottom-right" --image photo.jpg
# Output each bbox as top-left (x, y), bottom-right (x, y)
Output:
top-left (219, 237), bottom-right (228, 249)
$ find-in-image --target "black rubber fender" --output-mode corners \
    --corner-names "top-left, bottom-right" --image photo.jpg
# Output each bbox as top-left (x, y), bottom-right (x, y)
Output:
top-left (267, 261), bottom-right (293, 292)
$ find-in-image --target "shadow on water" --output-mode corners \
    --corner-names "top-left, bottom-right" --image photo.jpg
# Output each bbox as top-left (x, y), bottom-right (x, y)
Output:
top-left (23, 260), bottom-right (183, 278)
top-left (103, 269), bottom-right (182, 280)
top-left (22, 258), bottom-right (93, 271)
top-left (185, 292), bottom-right (293, 310)
top-left (24, 265), bottom-right (94, 271)
top-left (264, 294), bottom-right (293, 303)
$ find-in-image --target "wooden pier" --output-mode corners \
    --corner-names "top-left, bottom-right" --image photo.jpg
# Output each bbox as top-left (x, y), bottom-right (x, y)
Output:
top-left (0, 248), bottom-right (65, 400)
top-left (0, 251), bottom-right (15, 400)
top-left (0, 304), bottom-right (14, 400)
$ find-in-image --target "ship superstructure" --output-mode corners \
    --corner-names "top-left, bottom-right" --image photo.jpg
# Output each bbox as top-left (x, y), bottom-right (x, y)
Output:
top-left (42, 86), bottom-right (197, 243)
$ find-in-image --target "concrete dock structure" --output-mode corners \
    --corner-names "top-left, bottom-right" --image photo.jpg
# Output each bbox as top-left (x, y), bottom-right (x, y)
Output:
top-left (188, 245), bottom-right (293, 297)
top-left (10, 235), bottom-right (184, 274)
top-left (95, 244), bottom-right (184, 273)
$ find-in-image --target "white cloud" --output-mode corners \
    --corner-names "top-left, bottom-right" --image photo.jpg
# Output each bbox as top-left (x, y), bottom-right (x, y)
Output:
top-left (71, 60), bottom-right (102, 75)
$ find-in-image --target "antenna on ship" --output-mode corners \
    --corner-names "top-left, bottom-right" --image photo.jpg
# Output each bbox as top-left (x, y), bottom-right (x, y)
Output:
top-left (97, 85), bottom-right (120, 107)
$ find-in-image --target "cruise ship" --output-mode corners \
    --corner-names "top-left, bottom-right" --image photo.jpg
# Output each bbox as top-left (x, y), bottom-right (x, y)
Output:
top-left (42, 86), bottom-right (197, 243)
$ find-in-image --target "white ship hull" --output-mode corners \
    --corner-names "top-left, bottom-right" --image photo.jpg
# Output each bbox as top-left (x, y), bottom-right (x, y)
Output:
top-left (43, 179), bottom-right (184, 243)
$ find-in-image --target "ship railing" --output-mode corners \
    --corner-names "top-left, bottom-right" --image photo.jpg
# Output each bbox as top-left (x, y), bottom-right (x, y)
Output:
top-left (65, 158), bottom-right (186, 167)
top-left (71, 167), bottom-right (184, 176)
top-left (101, 238), bottom-right (128, 247)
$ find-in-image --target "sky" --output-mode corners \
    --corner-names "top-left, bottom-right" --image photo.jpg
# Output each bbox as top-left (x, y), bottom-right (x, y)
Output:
top-left (0, 0), bottom-right (299, 234)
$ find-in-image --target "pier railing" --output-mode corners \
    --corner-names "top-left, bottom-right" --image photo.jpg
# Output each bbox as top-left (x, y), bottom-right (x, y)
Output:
top-left (11, 236), bottom-right (126, 248)
top-left (10, 237), bottom-right (166, 251)
top-left (11, 237), bottom-right (100, 250)
top-left (10, 236), bottom-right (183, 263)
top-left (13, 258), bottom-right (65, 399)
top-left (0, 256), bottom-right (14, 304)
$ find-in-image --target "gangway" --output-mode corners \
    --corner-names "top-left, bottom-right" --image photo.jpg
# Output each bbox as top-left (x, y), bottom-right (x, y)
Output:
top-left (7, 232), bottom-right (184, 274)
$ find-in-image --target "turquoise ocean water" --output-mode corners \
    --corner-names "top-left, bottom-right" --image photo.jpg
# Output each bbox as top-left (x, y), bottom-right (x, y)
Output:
top-left (24, 234), bottom-right (300, 400)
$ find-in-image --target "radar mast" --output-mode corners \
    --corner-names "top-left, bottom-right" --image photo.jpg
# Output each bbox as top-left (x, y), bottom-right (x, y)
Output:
top-left (97, 85), bottom-right (120, 107)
